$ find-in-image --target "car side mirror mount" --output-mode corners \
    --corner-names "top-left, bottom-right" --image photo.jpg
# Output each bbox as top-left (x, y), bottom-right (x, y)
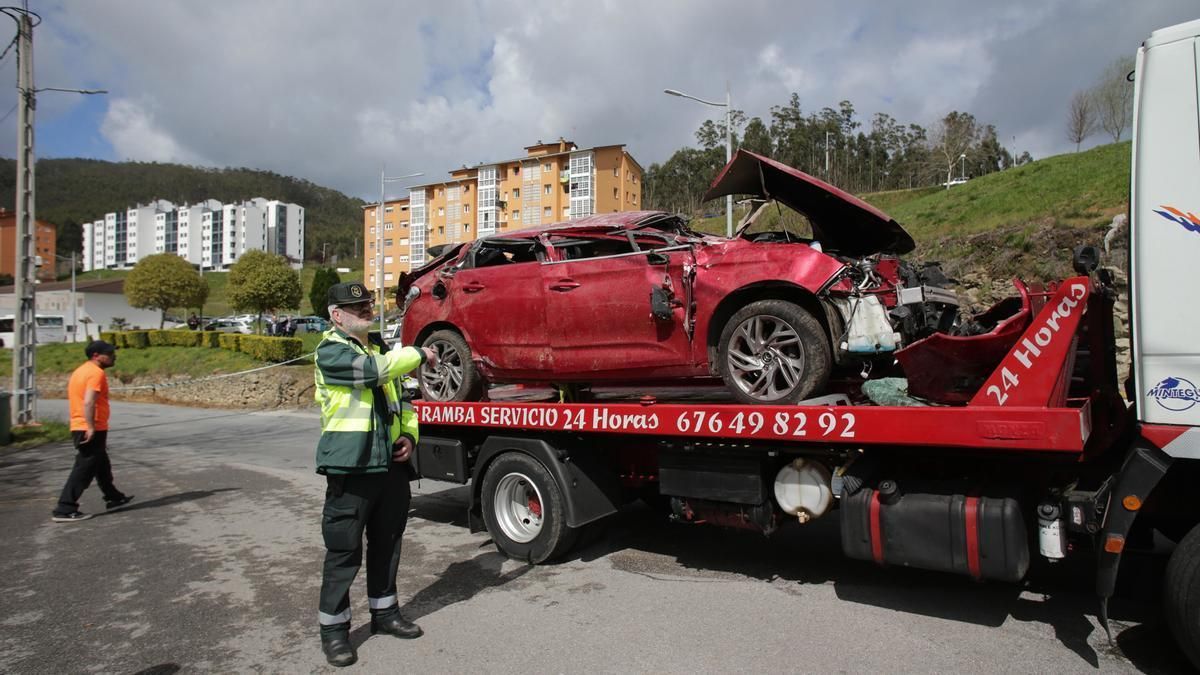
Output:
top-left (646, 251), bottom-right (669, 266)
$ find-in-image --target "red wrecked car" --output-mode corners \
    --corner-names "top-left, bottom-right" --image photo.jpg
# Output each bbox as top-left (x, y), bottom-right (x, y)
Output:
top-left (396, 150), bottom-right (962, 404)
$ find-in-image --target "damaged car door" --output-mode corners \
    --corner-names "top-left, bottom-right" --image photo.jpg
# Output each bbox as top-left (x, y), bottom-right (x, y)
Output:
top-left (542, 231), bottom-right (695, 378)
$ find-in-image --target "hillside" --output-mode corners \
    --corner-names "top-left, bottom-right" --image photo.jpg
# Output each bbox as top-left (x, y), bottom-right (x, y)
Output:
top-left (0, 158), bottom-right (366, 261)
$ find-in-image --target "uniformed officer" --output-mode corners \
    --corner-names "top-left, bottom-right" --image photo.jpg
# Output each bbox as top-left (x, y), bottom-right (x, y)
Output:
top-left (314, 282), bottom-right (439, 667)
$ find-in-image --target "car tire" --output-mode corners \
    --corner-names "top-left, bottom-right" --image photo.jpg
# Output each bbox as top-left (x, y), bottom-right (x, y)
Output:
top-left (418, 329), bottom-right (484, 401)
top-left (717, 299), bottom-right (831, 404)
top-left (480, 452), bottom-right (579, 564)
top-left (1165, 523), bottom-right (1200, 669)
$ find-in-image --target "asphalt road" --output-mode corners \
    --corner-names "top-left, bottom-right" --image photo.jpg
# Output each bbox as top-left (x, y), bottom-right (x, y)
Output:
top-left (0, 400), bottom-right (1191, 673)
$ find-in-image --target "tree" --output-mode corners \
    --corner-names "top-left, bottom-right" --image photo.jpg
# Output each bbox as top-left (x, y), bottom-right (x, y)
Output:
top-left (226, 250), bottom-right (302, 330)
top-left (1066, 90), bottom-right (1098, 151)
top-left (1093, 55), bottom-right (1135, 142)
top-left (124, 253), bottom-right (209, 328)
top-left (309, 267), bottom-right (342, 319)
top-left (741, 117), bottom-right (772, 156)
top-left (932, 111), bottom-right (981, 188)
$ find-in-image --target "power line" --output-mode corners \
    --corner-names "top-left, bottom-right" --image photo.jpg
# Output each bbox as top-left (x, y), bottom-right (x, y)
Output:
top-left (0, 34), bottom-right (16, 66)
top-left (0, 101), bottom-right (16, 124)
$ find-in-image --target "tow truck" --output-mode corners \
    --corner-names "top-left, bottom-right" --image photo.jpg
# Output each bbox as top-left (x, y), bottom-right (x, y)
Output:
top-left (403, 19), bottom-right (1200, 666)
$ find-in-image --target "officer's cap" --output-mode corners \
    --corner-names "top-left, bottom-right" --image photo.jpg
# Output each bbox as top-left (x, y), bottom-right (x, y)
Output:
top-left (327, 282), bottom-right (373, 307)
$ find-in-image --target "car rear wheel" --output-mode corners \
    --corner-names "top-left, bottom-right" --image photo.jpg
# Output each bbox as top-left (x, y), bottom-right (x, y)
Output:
top-left (717, 299), bottom-right (831, 404)
top-left (419, 329), bottom-right (484, 401)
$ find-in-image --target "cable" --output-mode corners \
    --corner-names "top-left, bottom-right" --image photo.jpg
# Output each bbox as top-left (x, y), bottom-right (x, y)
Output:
top-left (0, 34), bottom-right (16, 66)
top-left (105, 351), bottom-right (317, 392)
top-left (0, 101), bottom-right (16, 124)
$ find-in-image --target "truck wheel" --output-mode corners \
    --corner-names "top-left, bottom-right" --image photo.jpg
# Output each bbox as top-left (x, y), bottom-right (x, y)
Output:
top-left (717, 299), bottom-right (831, 404)
top-left (1165, 523), bottom-right (1200, 668)
top-left (480, 452), bottom-right (578, 564)
top-left (419, 329), bottom-right (484, 401)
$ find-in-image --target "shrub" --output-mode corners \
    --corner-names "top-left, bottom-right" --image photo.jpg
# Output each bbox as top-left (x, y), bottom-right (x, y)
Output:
top-left (148, 330), bottom-right (173, 347)
top-left (201, 331), bottom-right (220, 348)
top-left (127, 330), bottom-right (150, 348)
top-left (239, 335), bottom-right (304, 362)
top-left (218, 333), bottom-right (241, 351)
top-left (99, 331), bottom-right (116, 344)
top-left (168, 331), bottom-right (203, 347)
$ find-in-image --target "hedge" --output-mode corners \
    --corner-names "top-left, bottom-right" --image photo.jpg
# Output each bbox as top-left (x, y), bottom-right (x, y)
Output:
top-left (239, 335), bottom-right (304, 362)
top-left (123, 331), bottom-right (150, 349)
top-left (98, 329), bottom-right (304, 363)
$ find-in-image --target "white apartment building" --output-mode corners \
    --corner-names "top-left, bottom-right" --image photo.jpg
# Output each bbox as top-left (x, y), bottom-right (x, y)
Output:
top-left (83, 198), bottom-right (305, 272)
top-left (169, 199), bottom-right (221, 266)
top-left (264, 200), bottom-right (305, 263)
top-left (83, 218), bottom-right (105, 271)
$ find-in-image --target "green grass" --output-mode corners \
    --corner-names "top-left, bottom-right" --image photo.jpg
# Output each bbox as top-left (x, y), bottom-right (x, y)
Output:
top-left (76, 264), bottom-right (364, 319)
top-left (883, 142), bottom-right (1130, 245)
top-left (4, 420), bottom-right (72, 449)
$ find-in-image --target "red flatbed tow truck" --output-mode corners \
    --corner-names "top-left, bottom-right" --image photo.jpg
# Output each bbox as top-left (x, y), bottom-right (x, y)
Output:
top-left (402, 20), bottom-right (1200, 666)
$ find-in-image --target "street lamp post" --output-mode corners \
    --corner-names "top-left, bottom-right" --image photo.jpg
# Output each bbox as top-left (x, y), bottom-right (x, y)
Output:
top-left (664, 84), bottom-right (733, 238)
top-left (959, 153), bottom-right (967, 180)
top-left (377, 169), bottom-right (423, 334)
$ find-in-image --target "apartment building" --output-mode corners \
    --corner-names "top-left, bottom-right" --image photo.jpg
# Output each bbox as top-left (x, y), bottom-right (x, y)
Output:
top-left (0, 208), bottom-right (57, 282)
top-left (83, 198), bottom-right (305, 272)
top-left (363, 138), bottom-right (644, 299)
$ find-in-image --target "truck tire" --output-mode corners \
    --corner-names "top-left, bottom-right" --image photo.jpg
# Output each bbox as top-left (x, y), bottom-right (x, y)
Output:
top-left (480, 452), bottom-right (579, 563)
top-left (717, 299), bottom-right (831, 404)
top-left (1165, 523), bottom-right (1200, 668)
top-left (419, 329), bottom-right (484, 401)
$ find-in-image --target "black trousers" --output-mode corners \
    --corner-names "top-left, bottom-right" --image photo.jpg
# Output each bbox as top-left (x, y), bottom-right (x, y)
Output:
top-left (318, 463), bottom-right (412, 630)
top-left (53, 431), bottom-right (125, 516)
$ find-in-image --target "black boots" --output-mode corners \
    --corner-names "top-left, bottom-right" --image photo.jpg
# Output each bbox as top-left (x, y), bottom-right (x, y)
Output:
top-left (370, 611), bottom-right (423, 639)
top-left (320, 630), bottom-right (356, 667)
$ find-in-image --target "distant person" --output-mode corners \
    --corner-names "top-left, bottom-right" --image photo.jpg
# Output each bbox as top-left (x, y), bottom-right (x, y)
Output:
top-left (285, 316), bottom-right (296, 337)
top-left (51, 340), bottom-right (133, 522)
top-left (267, 314), bottom-right (278, 336)
top-left (187, 313), bottom-right (200, 330)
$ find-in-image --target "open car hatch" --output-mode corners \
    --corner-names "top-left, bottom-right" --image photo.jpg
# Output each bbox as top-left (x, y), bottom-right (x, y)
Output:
top-left (703, 149), bottom-right (916, 256)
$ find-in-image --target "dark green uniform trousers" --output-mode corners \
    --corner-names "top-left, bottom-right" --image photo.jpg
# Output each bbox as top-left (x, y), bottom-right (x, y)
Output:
top-left (318, 462), bottom-right (411, 632)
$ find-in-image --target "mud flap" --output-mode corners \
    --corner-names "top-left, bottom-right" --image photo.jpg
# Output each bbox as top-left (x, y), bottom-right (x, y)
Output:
top-left (1095, 439), bottom-right (1173, 639)
top-left (467, 435), bottom-right (620, 533)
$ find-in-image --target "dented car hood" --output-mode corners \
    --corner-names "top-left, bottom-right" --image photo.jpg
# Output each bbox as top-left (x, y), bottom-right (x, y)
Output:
top-left (702, 149), bottom-right (916, 256)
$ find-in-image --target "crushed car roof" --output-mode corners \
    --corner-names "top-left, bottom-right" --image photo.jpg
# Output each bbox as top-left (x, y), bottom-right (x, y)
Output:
top-left (702, 149), bottom-right (916, 255)
top-left (496, 211), bottom-right (681, 237)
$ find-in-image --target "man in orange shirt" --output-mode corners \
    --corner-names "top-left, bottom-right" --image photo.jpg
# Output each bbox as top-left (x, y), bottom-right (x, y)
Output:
top-left (52, 340), bottom-right (133, 522)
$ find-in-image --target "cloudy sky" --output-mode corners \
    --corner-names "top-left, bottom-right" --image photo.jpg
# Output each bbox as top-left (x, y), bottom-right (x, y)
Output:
top-left (0, 1), bottom-right (1194, 201)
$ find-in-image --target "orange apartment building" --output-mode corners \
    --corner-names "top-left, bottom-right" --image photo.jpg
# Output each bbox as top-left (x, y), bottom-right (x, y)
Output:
top-left (0, 208), bottom-right (58, 282)
top-left (363, 138), bottom-right (643, 301)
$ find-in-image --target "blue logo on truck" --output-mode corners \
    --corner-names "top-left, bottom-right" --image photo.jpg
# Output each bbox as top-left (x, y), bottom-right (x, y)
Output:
top-left (1149, 377), bottom-right (1200, 411)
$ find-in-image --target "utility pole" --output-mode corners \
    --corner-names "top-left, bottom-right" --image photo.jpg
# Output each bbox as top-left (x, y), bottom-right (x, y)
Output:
top-left (5, 7), bottom-right (105, 424)
top-left (12, 10), bottom-right (36, 425)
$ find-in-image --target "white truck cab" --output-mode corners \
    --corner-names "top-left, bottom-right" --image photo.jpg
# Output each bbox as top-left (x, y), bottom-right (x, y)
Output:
top-left (1130, 18), bottom-right (1200, 432)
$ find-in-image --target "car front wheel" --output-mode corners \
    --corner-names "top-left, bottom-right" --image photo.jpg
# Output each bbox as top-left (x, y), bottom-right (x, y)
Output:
top-left (418, 329), bottom-right (484, 401)
top-left (717, 299), bottom-right (831, 405)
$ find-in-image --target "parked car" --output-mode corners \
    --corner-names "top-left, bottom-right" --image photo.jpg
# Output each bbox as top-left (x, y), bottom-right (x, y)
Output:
top-left (397, 149), bottom-right (959, 404)
top-left (204, 319), bottom-right (253, 334)
top-left (290, 316), bottom-right (329, 334)
top-left (945, 176), bottom-right (970, 187)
